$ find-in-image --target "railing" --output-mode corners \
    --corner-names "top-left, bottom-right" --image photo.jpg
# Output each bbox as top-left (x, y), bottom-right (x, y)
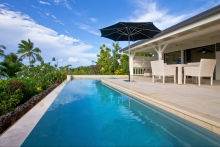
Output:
top-left (133, 67), bottom-right (147, 75)
top-left (133, 56), bottom-right (156, 76)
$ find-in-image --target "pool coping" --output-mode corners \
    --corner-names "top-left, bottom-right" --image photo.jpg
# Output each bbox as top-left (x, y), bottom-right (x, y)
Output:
top-left (67, 75), bottom-right (128, 80)
top-left (0, 80), bottom-right (67, 146)
top-left (101, 79), bottom-right (220, 135)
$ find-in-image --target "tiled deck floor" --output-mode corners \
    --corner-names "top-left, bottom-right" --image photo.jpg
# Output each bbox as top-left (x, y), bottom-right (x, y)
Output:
top-left (104, 77), bottom-right (220, 124)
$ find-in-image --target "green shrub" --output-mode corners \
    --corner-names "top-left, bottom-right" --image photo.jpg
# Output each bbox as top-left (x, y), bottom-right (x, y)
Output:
top-left (0, 81), bottom-right (26, 115)
top-left (0, 63), bottom-right (70, 116)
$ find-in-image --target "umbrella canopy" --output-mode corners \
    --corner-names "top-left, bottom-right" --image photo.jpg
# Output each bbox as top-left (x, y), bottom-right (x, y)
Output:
top-left (99, 22), bottom-right (161, 41)
top-left (99, 22), bottom-right (161, 81)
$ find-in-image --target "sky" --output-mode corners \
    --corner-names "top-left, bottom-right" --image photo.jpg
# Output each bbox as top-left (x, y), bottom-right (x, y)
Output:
top-left (0, 0), bottom-right (220, 68)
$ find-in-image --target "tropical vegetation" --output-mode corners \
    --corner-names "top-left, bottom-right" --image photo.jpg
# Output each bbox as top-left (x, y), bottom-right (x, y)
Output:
top-left (96, 43), bottom-right (129, 75)
top-left (0, 45), bottom-right (6, 58)
top-left (0, 39), bottom-right (133, 116)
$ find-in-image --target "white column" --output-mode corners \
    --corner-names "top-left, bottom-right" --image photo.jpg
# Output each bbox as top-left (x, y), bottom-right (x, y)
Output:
top-left (158, 44), bottom-right (162, 60)
top-left (130, 53), bottom-right (135, 76)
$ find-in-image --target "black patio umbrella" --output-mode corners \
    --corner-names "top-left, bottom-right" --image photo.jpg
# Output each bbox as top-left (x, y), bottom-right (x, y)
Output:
top-left (99, 22), bottom-right (161, 81)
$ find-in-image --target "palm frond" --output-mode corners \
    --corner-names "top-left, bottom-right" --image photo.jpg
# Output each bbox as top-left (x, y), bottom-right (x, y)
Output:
top-left (0, 49), bottom-right (5, 57)
top-left (16, 48), bottom-right (28, 54)
top-left (0, 62), bottom-right (10, 68)
top-left (30, 42), bottom-right (34, 50)
top-left (32, 54), bottom-right (36, 62)
top-left (18, 54), bottom-right (28, 60)
top-left (36, 54), bottom-right (43, 61)
top-left (18, 43), bottom-right (26, 49)
top-left (21, 40), bottom-right (29, 47)
top-left (0, 45), bottom-right (6, 50)
top-left (33, 47), bottom-right (41, 53)
top-left (27, 39), bottom-right (34, 50)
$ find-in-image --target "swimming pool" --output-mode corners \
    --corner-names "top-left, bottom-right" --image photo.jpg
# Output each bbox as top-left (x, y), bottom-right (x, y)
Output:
top-left (22, 79), bottom-right (220, 146)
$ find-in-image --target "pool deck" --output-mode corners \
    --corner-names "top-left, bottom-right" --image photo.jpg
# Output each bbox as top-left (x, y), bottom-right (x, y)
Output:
top-left (102, 77), bottom-right (220, 135)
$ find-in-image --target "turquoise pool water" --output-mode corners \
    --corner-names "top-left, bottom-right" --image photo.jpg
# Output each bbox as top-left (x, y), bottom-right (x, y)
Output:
top-left (22, 79), bottom-right (220, 146)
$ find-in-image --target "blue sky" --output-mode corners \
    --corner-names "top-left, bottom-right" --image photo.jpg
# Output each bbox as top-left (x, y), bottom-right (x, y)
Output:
top-left (0, 0), bottom-right (220, 67)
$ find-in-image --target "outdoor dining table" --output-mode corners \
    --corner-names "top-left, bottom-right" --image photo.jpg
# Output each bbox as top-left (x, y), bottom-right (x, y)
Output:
top-left (165, 64), bottom-right (199, 85)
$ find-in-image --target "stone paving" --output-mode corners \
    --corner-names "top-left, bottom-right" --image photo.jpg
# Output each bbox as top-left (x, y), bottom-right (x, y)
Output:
top-left (104, 77), bottom-right (220, 123)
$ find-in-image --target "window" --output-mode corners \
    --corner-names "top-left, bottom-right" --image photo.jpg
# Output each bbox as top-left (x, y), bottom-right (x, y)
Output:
top-left (165, 51), bottom-right (181, 64)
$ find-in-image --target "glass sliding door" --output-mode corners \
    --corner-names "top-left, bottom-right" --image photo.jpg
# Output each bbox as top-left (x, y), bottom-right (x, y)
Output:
top-left (185, 44), bottom-right (215, 63)
top-left (165, 51), bottom-right (181, 65)
top-left (184, 44), bottom-right (216, 79)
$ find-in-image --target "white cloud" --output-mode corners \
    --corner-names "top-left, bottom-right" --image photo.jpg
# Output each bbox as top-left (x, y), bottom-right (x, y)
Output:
top-left (128, 0), bottom-right (187, 30)
top-left (31, 5), bottom-right (42, 10)
top-left (0, 6), bottom-right (96, 67)
top-left (0, 4), bottom-right (6, 7)
top-left (45, 12), bottom-right (50, 16)
top-left (51, 15), bottom-right (56, 19)
top-left (54, 0), bottom-right (62, 4)
top-left (128, 0), bottom-right (220, 30)
top-left (31, 5), bottom-right (36, 8)
top-left (78, 23), bottom-right (89, 30)
top-left (58, 59), bottom-right (63, 62)
top-left (55, 19), bottom-right (64, 25)
top-left (76, 23), bottom-right (100, 36)
top-left (88, 30), bottom-right (100, 36)
top-left (51, 14), bottom-right (64, 25)
top-left (54, 0), bottom-right (72, 10)
top-left (68, 57), bottom-right (79, 63)
top-left (39, 1), bottom-right (51, 5)
top-left (64, 30), bottom-right (68, 34)
top-left (90, 18), bottom-right (98, 23)
top-left (64, 30), bottom-right (71, 36)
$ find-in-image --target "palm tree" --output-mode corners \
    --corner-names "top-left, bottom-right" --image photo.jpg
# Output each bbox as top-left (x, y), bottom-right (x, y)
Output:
top-left (52, 57), bottom-right (59, 68)
top-left (0, 53), bottom-right (23, 78)
top-left (17, 39), bottom-right (42, 65)
top-left (0, 45), bottom-right (6, 58)
top-left (0, 62), bottom-right (22, 78)
top-left (5, 53), bottom-right (22, 64)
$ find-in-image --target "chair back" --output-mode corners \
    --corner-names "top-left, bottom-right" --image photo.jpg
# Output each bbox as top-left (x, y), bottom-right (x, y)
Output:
top-left (199, 59), bottom-right (217, 77)
top-left (151, 60), bottom-right (164, 75)
top-left (187, 62), bottom-right (200, 66)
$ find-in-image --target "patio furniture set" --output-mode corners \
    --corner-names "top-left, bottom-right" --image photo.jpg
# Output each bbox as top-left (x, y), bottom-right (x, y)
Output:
top-left (150, 59), bottom-right (217, 86)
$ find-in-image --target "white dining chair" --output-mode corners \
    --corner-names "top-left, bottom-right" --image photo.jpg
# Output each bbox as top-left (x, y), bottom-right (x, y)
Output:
top-left (151, 60), bottom-right (176, 84)
top-left (186, 62), bottom-right (200, 82)
top-left (184, 59), bottom-right (217, 86)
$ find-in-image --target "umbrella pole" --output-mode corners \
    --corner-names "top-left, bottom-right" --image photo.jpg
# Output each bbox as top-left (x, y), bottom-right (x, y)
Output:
top-left (128, 35), bottom-right (130, 81)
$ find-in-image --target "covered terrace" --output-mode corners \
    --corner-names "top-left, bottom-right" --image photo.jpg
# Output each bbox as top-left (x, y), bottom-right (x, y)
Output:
top-left (119, 4), bottom-right (220, 81)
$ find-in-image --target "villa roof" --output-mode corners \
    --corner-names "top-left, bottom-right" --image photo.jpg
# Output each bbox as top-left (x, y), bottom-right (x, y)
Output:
top-left (119, 4), bottom-right (220, 52)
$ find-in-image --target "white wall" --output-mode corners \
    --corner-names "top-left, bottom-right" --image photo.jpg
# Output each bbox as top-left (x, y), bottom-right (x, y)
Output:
top-left (133, 55), bottom-right (158, 69)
